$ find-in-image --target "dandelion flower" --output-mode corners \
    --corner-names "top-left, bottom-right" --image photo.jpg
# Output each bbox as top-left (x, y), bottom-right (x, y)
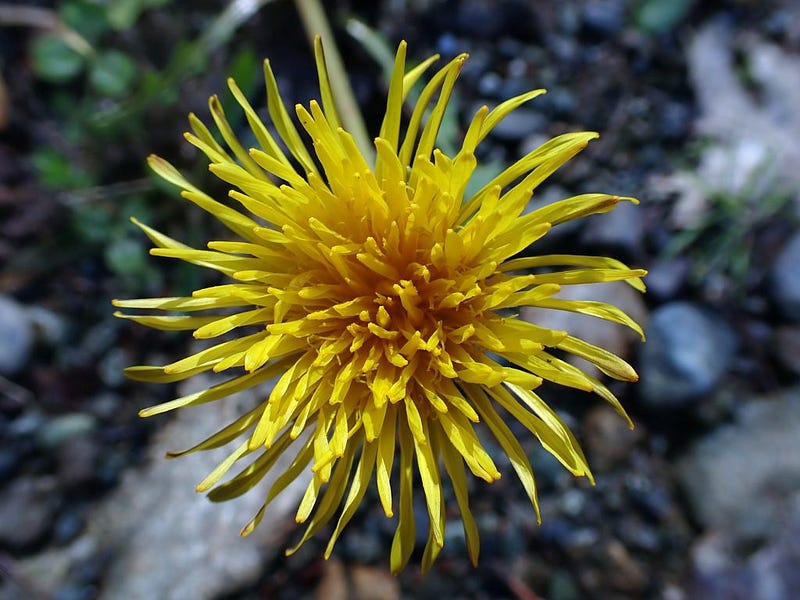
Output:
top-left (114, 40), bottom-right (646, 573)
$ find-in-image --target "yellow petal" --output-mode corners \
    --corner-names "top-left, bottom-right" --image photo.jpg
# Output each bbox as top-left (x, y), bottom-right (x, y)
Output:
top-left (468, 384), bottom-right (541, 522)
top-left (390, 417), bottom-right (416, 575)
top-left (376, 404), bottom-right (397, 517)
top-left (412, 418), bottom-right (443, 549)
top-left (206, 427), bottom-right (296, 502)
top-left (324, 437), bottom-right (378, 557)
top-left (557, 335), bottom-right (639, 381)
top-left (438, 424), bottom-right (481, 566)
top-left (286, 440), bottom-right (357, 556)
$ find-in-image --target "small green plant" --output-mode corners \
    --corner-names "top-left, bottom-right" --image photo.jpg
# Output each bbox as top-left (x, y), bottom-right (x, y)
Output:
top-left (19, 0), bottom-right (267, 294)
top-left (662, 162), bottom-right (794, 292)
top-left (30, 1), bottom-right (138, 96)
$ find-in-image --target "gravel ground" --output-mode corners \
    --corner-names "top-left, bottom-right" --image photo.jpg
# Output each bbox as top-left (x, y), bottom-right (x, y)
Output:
top-left (2, 0), bottom-right (800, 598)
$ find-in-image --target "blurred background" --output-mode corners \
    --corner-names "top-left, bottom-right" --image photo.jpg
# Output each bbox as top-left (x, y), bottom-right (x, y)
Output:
top-left (1, 0), bottom-right (799, 598)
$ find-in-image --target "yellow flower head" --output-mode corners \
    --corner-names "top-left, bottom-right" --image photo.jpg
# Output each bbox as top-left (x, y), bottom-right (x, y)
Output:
top-left (114, 40), bottom-right (645, 573)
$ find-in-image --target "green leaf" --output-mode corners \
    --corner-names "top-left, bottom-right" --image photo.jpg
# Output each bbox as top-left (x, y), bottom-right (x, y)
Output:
top-left (61, 0), bottom-right (109, 44)
top-left (106, 0), bottom-right (144, 30)
top-left (105, 237), bottom-right (148, 276)
top-left (228, 46), bottom-right (259, 97)
top-left (169, 39), bottom-right (209, 78)
top-left (89, 51), bottom-right (137, 97)
top-left (345, 18), bottom-right (396, 83)
top-left (30, 33), bottom-right (85, 83)
top-left (74, 205), bottom-right (113, 243)
top-left (30, 148), bottom-right (93, 190)
top-left (107, 0), bottom-right (171, 30)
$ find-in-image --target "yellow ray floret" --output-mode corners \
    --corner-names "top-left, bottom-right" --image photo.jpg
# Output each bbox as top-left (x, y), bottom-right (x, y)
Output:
top-left (114, 38), bottom-right (646, 572)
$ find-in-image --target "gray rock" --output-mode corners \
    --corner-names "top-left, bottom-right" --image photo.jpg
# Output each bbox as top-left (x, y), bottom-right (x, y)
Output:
top-left (644, 258), bottom-right (690, 301)
top-left (689, 21), bottom-right (800, 190)
top-left (541, 88), bottom-right (577, 119)
top-left (37, 413), bottom-right (96, 450)
top-left (0, 477), bottom-right (58, 549)
top-left (89, 376), bottom-right (311, 600)
top-left (582, 405), bottom-right (642, 471)
top-left (477, 72), bottom-right (503, 98)
top-left (774, 326), bottom-right (800, 375)
top-left (489, 108), bottom-right (547, 142)
top-left (341, 528), bottom-right (384, 564)
top-left (0, 447), bottom-right (18, 479)
top-left (88, 392), bottom-right (124, 420)
top-left (0, 295), bottom-right (33, 376)
top-left (97, 347), bottom-right (130, 387)
top-left (770, 233), bottom-right (800, 321)
top-left (454, 0), bottom-right (508, 39)
top-left (581, 201), bottom-right (645, 257)
top-left (0, 535), bottom-right (97, 599)
top-left (659, 100), bottom-right (692, 141)
top-left (7, 411), bottom-right (45, 438)
top-left (639, 302), bottom-right (736, 408)
top-left (26, 305), bottom-right (67, 346)
top-left (435, 32), bottom-right (459, 57)
top-left (582, 0), bottom-right (625, 36)
top-left (679, 388), bottom-right (800, 545)
top-left (689, 495), bottom-right (800, 600)
top-left (547, 570), bottom-right (582, 600)
top-left (53, 510), bottom-right (85, 545)
top-left (57, 437), bottom-right (100, 489)
top-left (547, 35), bottom-right (580, 68)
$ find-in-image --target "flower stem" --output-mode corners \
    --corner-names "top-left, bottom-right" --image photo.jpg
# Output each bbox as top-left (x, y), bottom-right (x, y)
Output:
top-left (294, 0), bottom-right (373, 161)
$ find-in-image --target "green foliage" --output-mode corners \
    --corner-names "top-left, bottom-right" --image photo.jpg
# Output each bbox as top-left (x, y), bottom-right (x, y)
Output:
top-left (31, 34), bottom-right (86, 82)
top-left (104, 235), bottom-right (161, 289)
top-left (61, 0), bottom-right (109, 44)
top-left (30, 1), bottom-right (143, 92)
top-left (346, 18), bottom-right (396, 83)
top-left (663, 171), bottom-right (795, 292)
top-left (89, 50), bottom-right (138, 97)
top-left (31, 148), bottom-right (93, 189)
top-left (25, 0), bottom-right (259, 295)
top-left (106, 0), bottom-right (170, 30)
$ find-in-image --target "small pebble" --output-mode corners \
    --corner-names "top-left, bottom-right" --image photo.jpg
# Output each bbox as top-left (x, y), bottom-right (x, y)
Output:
top-left (582, 201), bottom-right (645, 259)
top-left (38, 413), bottom-right (96, 450)
top-left (0, 447), bottom-right (19, 479)
top-left (0, 295), bottom-right (33, 376)
top-left (679, 389), bottom-right (800, 545)
top-left (644, 258), bottom-right (690, 301)
top-left (53, 510), bottom-right (85, 545)
top-left (8, 411), bottom-right (45, 438)
top-left (0, 477), bottom-right (59, 549)
top-left (489, 108), bottom-right (547, 141)
top-left (774, 326), bottom-right (800, 375)
top-left (27, 305), bottom-right (67, 346)
top-left (582, 0), bottom-right (625, 36)
top-left (98, 347), bottom-right (130, 388)
top-left (639, 302), bottom-right (736, 408)
top-left (771, 232), bottom-right (800, 321)
top-left (57, 437), bottom-right (100, 489)
top-left (583, 405), bottom-right (641, 471)
top-left (477, 72), bottom-right (503, 97)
